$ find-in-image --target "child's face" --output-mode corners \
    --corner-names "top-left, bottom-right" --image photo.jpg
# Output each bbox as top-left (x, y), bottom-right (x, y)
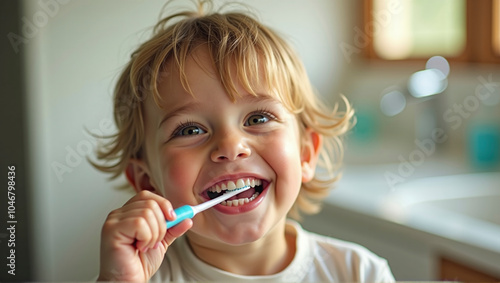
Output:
top-left (135, 47), bottom-right (316, 246)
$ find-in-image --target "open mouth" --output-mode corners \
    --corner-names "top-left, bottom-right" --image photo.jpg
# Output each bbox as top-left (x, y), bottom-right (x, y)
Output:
top-left (205, 178), bottom-right (265, 207)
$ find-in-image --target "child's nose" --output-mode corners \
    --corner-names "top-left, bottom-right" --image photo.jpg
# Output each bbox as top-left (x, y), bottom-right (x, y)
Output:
top-left (210, 132), bottom-right (251, 162)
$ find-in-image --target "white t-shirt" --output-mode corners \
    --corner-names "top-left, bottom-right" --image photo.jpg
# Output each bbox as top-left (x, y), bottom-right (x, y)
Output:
top-left (150, 220), bottom-right (395, 282)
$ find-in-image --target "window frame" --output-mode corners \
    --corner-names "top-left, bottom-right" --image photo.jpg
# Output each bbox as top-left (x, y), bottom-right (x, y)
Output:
top-left (363, 0), bottom-right (500, 63)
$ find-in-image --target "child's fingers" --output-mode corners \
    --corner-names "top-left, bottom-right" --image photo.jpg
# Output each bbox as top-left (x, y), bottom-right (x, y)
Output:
top-left (132, 192), bottom-right (178, 247)
top-left (125, 190), bottom-right (176, 222)
top-left (163, 219), bottom-right (193, 247)
top-left (120, 203), bottom-right (163, 251)
top-left (99, 192), bottom-right (190, 282)
top-left (114, 211), bottom-right (155, 252)
top-left (105, 190), bottom-right (189, 252)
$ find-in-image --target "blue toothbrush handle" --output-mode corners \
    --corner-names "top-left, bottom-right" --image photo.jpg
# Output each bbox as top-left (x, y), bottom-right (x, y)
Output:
top-left (166, 205), bottom-right (195, 229)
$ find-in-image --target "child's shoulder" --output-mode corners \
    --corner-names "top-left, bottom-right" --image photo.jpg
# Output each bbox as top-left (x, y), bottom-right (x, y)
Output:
top-left (303, 226), bottom-right (381, 259)
top-left (291, 220), bottom-right (395, 282)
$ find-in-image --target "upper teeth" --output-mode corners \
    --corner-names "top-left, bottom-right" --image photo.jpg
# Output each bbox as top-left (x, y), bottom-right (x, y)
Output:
top-left (208, 178), bottom-right (261, 193)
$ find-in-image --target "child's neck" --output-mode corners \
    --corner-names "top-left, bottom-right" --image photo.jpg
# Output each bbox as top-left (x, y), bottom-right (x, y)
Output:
top-left (186, 219), bottom-right (296, 276)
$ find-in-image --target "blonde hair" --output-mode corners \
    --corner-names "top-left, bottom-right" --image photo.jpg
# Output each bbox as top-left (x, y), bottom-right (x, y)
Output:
top-left (93, 0), bottom-right (354, 220)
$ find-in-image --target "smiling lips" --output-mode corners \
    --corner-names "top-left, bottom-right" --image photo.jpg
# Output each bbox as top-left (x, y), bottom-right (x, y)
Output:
top-left (205, 178), bottom-right (264, 208)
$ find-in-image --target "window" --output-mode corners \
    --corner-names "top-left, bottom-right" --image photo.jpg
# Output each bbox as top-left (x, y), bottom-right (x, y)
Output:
top-left (365, 0), bottom-right (500, 63)
top-left (494, 0), bottom-right (500, 55)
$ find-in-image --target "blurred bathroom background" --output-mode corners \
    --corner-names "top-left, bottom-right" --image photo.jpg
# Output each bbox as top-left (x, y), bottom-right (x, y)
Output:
top-left (1, 0), bottom-right (499, 281)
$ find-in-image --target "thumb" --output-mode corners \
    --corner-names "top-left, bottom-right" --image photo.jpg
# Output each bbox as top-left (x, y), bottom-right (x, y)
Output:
top-left (163, 219), bottom-right (193, 247)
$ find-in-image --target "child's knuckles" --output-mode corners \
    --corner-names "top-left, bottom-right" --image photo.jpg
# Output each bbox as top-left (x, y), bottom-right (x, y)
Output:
top-left (143, 199), bottom-right (159, 210)
top-left (106, 208), bottom-right (123, 219)
top-left (102, 211), bottom-right (124, 229)
top-left (158, 198), bottom-right (173, 213)
top-left (134, 190), bottom-right (154, 200)
top-left (131, 215), bottom-right (150, 230)
top-left (156, 196), bottom-right (170, 205)
top-left (101, 219), bottom-right (118, 235)
top-left (138, 190), bottom-right (153, 196)
top-left (139, 206), bottom-right (158, 221)
top-left (125, 191), bottom-right (148, 204)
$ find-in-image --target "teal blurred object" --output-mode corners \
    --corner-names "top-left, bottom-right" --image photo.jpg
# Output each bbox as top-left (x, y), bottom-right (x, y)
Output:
top-left (468, 123), bottom-right (500, 170)
top-left (352, 106), bottom-right (378, 142)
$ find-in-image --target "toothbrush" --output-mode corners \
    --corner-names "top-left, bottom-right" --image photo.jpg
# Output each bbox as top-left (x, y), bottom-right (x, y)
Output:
top-left (166, 185), bottom-right (251, 228)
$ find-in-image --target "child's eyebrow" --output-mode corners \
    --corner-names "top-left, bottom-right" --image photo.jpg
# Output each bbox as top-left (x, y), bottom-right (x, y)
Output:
top-left (239, 93), bottom-right (279, 104)
top-left (158, 103), bottom-right (200, 129)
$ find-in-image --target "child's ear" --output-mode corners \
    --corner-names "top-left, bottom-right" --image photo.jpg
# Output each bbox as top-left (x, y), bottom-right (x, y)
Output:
top-left (125, 159), bottom-right (158, 194)
top-left (300, 128), bottom-right (322, 183)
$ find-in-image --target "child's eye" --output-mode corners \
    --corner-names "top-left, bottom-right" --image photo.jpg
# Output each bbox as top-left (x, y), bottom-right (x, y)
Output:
top-left (173, 122), bottom-right (206, 137)
top-left (246, 114), bottom-right (269, 126)
top-left (245, 110), bottom-right (277, 126)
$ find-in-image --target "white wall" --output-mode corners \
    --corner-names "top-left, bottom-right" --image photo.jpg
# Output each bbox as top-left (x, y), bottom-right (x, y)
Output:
top-left (23, 0), bottom-right (348, 280)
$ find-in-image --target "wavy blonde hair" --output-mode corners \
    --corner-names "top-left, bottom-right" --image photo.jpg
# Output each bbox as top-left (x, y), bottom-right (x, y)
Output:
top-left (92, 0), bottom-right (354, 220)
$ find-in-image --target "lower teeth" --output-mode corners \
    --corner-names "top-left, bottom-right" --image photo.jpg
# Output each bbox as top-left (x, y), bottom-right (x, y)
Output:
top-left (220, 192), bottom-right (260, 207)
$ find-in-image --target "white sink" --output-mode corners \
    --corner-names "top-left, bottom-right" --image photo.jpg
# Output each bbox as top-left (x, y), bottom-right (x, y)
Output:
top-left (382, 172), bottom-right (500, 252)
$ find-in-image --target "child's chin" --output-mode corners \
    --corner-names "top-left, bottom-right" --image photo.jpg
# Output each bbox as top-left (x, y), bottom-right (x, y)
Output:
top-left (214, 223), bottom-right (269, 245)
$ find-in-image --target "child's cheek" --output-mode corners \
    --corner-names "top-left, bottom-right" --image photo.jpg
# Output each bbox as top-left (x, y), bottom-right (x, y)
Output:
top-left (267, 127), bottom-right (303, 179)
top-left (261, 132), bottom-right (302, 174)
top-left (161, 150), bottom-right (199, 203)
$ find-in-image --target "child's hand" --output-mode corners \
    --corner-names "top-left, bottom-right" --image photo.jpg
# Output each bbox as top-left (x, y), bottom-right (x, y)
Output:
top-left (97, 190), bottom-right (192, 282)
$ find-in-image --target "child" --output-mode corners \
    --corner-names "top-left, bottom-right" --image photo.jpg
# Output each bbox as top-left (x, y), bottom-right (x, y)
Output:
top-left (94, 1), bottom-right (395, 281)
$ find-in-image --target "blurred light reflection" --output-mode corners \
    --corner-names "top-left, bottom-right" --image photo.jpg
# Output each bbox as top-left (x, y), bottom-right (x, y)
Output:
top-left (380, 90), bottom-right (407, 116)
top-left (408, 69), bottom-right (447, 98)
top-left (426, 55), bottom-right (450, 77)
